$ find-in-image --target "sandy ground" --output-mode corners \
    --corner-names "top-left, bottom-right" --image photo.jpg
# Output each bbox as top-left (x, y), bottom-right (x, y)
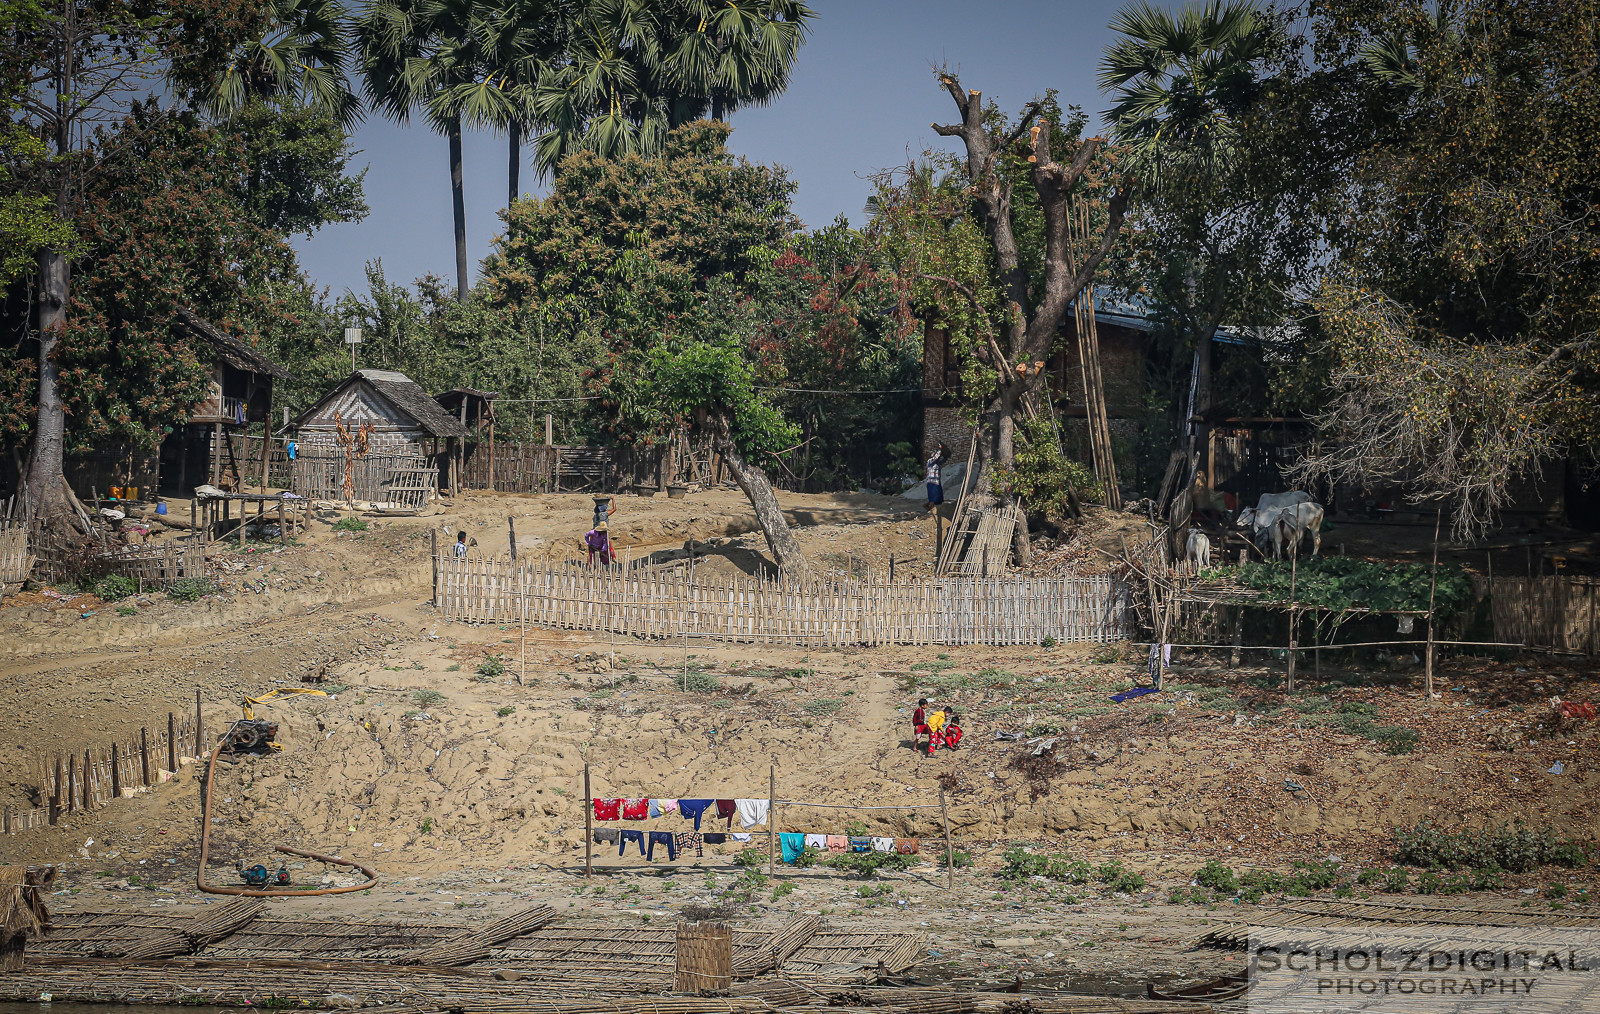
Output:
top-left (1, 489), bottom-right (1597, 989)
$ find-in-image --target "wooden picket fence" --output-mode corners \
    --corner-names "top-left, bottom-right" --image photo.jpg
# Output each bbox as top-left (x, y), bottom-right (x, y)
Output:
top-left (13, 714), bottom-right (202, 833)
top-left (433, 554), bottom-right (1131, 646)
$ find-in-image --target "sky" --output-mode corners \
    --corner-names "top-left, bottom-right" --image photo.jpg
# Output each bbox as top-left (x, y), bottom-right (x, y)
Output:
top-left (291, 0), bottom-right (1131, 300)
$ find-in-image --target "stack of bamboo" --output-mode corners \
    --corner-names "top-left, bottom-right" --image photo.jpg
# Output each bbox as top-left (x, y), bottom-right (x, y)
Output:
top-left (0, 866), bottom-right (53, 971)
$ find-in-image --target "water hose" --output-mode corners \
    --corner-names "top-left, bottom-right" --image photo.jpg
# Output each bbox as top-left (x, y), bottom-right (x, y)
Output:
top-left (197, 725), bottom-right (380, 897)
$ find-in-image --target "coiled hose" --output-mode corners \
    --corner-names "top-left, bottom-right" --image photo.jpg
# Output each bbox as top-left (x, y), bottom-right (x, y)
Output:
top-left (197, 723), bottom-right (380, 897)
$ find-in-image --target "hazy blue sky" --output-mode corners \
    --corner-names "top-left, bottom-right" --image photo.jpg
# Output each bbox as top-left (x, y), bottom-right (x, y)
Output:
top-left (291, 0), bottom-right (1130, 299)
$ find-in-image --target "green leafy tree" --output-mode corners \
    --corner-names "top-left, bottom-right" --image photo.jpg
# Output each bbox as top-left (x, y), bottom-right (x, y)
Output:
top-left (1277, 0), bottom-right (1600, 538)
top-left (199, 0), bottom-right (362, 127)
top-left (1098, 0), bottom-right (1298, 496)
top-left (647, 339), bottom-right (805, 570)
top-left (660, 0), bottom-right (815, 122)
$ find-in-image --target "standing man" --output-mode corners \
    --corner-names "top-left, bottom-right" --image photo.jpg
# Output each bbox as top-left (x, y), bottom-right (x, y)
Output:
top-left (925, 443), bottom-right (950, 513)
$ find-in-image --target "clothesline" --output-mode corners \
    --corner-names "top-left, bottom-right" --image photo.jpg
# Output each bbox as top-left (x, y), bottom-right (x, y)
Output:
top-left (775, 801), bottom-right (944, 810)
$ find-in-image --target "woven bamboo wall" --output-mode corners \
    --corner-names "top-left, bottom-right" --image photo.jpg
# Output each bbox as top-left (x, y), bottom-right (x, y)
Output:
top-left (434, 555), bottom-right (1131, 646)
top-left (1486, 575), bottom-right (1600, 654)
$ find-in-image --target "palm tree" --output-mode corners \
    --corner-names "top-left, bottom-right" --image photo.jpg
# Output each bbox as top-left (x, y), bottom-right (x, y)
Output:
top-left (660, 0), bottom-right (815, 122)
top-left (451, 0), bottom-right (571, 204)
top-left (358, 0), bottom-right (488, 299)
top-left (530, 0), bottom-right (673, 175)
top-left (205, 0), bottom-right (362, 127)
top-left (1097, 0), bottom-right (1278, 179)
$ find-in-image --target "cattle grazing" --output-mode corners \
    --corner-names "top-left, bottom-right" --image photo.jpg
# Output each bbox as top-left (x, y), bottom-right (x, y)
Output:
top-left (1237, 495), bottom-right (1324, 560)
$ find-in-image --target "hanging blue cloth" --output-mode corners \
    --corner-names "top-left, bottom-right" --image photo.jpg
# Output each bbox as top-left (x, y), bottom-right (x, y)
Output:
top-left (780, 832), bottom-right (807, 865)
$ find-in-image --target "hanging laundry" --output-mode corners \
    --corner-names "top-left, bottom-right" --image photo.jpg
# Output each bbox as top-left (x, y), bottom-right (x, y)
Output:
top-left (656, 799), bottom-right (680, 816)
top-left (780, 833), bottom-right (807, 864)
top-left (592, 828), bottom-right (620, 845)
top-left (677, 799), bottom-right (714, 829)
top-left (804, 834), bottom-right (827, 851)
top-left (848, 836), bottom-right (872, 853)
top-left (871, 837), bottom-right (895, 853)
top-left (714, 799), bottom-right (736, 825)
top-left (729, 833), bottom-right (752, 842)
top-left (826, 835), bottom-right (849, 852)
top-left (895, 838), bottom-right (920, 855)
top-left (647, 831), bottom-right (677, 861)
top-left (647, 799), bottom-right (662, 819)
top-left (703, 833), bottom-right (728, 845)
top-left (676, 832), bottom-right (704, 857)
top-left (618, 829), bottom-right (646, 856)
top-left (621, 798), bottom-right (649, 820)
top-left (592, 798), bottom-right (621, 821)
top-left (734, 798), bottom-right (770, 829)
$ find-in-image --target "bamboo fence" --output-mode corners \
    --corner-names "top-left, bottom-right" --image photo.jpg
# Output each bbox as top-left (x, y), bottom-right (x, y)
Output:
top-left (16, 714), bottom-right (199, 833)
top-left (290, 452), bottom-right (437, 506)
top-left (1482, 574), bottom-right (1600, 654)
top-left (97, 538), bottom-right (208, 591)
top-left (461, 442), bottom-right (558, 494)
top-left (433, 554), bottom-right (1131, 646)
top-left (0, 527), bottom-right (31, 586)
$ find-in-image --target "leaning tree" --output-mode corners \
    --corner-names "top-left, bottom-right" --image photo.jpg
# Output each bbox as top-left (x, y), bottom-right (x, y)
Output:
top-left (928, 73), bottom-right (1136, 561)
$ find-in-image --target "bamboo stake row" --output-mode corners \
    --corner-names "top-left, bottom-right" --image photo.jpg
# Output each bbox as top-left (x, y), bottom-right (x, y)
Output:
top-left (17, 714), bottom-right (198, 832)
top-left (434, 554), bottom-right (1131, 647)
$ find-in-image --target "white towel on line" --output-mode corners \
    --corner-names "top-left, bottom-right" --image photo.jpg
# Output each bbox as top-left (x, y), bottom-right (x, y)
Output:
top-left (871, 836), bottom-right (895, 852)
top-left (735, 798), bottom-right (770, 829)
top-left (804, 834), bottom-right (827, 850)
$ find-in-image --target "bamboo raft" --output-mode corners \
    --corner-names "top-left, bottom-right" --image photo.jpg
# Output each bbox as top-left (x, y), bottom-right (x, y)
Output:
top-left (1199, 896), bottom-right (1600, 949)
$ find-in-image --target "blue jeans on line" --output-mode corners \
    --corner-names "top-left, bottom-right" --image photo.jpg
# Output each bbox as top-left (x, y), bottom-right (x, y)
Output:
top-left (647, 830), bottom-right (677, 861)
top-left (619, 829), bottom-right (646, 857)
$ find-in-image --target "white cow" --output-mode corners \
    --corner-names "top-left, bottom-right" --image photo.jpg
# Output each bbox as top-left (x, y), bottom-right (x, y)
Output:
top-left (1185, 529), bottom-right (1211, 570)
top-left (1246, 501), bottom-right (1324, 559)
top-left (1253, 490), bottom-right (1313, 513)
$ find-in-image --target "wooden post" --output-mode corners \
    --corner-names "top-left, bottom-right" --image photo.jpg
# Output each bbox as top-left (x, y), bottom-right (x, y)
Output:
top-left (508, 516), bottom-right (517, 561)
top-left (278, 498), bottom-right (286, 545)
top-left (430, 529), bottom-right (439, 604)
top-left (190, 497), bottom-right (197, 542)
top-left (767, 764), bottom-right (777, 878)
top-left (49, 758), bottom-right (61, 825)
top-left (583, 761), bottom-right (592, 879)
top-left (259, 399), bottom-right (272, 493)
top-left (3, 806), bottom-right (9, 835)
top-left (239, 497), bottom-right (246, 547)
top-left (168, 712), bottom-right (177, 772)
top-left (110, 743), bottom-right (122, 799)
top-left (545, 413), bottom-right (553, 447)
top-left (82, 749), bottom-right (91, 809)
top-left (196, 689), bottom-right (204, 760)
top-left (140, 727), bottom-right (151, 786)
top-left (1286, 552), bottom-right (1299, 693)
top-left (1424, 507), bottom-right (1442, 702)
top-left (939, 789), bottom-right (954, 890)
top-left (488, 417), bottom-right (496, 492)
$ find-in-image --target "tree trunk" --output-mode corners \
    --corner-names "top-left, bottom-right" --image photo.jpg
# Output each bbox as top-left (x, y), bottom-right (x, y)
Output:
top-left (448, 119), bottom-right (469, 300)
top-left (25, 246), bottom-right (73, 523)
top-left (712, 427), bottom-right (806, 574)
top-left (508, 120), bottom-right (521, 207)
top-left (711, 91), bottom-right (724, 122)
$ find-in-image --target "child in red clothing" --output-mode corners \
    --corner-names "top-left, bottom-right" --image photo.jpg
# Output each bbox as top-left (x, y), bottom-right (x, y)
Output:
top-left (911, 698), bottom-right (930, 750)
top-left (943, 711), bottom-right (964, 749)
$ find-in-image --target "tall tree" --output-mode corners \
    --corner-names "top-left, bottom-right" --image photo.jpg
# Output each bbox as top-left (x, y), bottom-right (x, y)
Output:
top-left (358, 0), bottom-right (487, 299)
top-left (199, 0), bottom-right (362, 127)
top-left (1098, 0), bottom-right (1289, 493)
top-left (924, 75), bottom-right (1136, 562)
top-left (661, 0), bottom-right (815, 122)
top-left (7, 0), bottom-right (258, 526)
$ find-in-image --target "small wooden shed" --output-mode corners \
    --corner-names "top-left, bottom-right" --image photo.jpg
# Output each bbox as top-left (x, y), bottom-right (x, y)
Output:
top-left (293, 369), bottom-right (469, 495)
top-left (159, 309), bottom-right (295, 495)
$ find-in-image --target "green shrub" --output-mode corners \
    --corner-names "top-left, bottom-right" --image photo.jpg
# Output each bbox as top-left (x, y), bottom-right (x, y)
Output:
top-left (412, 689), bottom-right (445, 708)
top-left (804, 698), bottom-right (842, 715)
top-left (331, 517), bottom-right (369, 532)
top-left (1234, 556), bottom-right (1472, 619)
top-left (732, 848), bottom-right (764, 868)
top-left (952, 851), bottom-right (972, 868)
top-left (166, 577), bottom-right (216, 602)
top-left (477, 655), bottom-right (506, 679)
top-left (116, 604), bottom-right (137, 616)
top-left (1395, 820), bottom-right (1589, 872)
top-left (823, 850), bottom-right (920, 879)
top-left (1382, 868), bottom-right (1410, 893)
top-left (1292, 859), bottom-right (1342, 890)
top-left (680, 670), bottom-right (722, 692)
top-left (1194, 860), bottom-right (1239, 893)
top-left (94, 574), bottom-right (137, 601)
top-left (991, 419), bottom-right (1102, 519)
top-left (496, 706), bottom-right (515, 717)
top-left (790, 847), bottom-right (822, 869)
